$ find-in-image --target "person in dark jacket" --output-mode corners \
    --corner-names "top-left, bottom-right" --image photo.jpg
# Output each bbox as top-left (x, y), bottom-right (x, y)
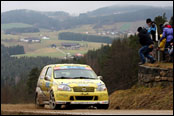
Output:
top-left (146, 18), bottom-right (157, 42)
top-left (137, 27), bottom-right (156, 65)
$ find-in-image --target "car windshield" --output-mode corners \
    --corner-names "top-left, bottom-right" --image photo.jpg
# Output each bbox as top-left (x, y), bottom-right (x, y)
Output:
top-left (54, 69), bottom-right (98, 79)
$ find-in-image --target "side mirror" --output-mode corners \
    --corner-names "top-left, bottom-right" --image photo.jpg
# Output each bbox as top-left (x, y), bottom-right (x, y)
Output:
top-left (98, 76), bottom-right (103, 80)
top-left (44, 75), bottom-right (51, 81)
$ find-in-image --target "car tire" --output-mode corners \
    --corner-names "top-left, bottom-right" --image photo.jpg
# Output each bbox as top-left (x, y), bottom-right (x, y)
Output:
top-left (49, 91), bottom-right (61, 110)
top-left (35, 94), bottom-right (45, 108)
top-left (97, 104), bottom-right (109, 109)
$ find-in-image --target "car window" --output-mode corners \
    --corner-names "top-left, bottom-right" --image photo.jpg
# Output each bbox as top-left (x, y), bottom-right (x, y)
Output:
top-left (54, 69), bottom-right (97, 79)
top-left (39, 67), bottom-right (47, 79)
top-left (45, 67), bottom-right (52, 79)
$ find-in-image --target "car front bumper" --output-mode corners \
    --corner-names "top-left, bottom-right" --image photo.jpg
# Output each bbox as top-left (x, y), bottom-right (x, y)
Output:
top-left (54, 91), bottom-right (109, 105)
top-left (55, 100), bottom-right (109, 105)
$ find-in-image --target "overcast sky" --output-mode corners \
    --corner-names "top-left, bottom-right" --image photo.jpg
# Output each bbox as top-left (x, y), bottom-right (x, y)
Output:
top-left (1, 1), bottom-right (173, 15)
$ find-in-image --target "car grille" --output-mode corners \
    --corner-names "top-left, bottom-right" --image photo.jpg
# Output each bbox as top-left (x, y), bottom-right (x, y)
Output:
top-left (75, 96), bottom-right (93, 100)
top-left (70, 96), bottom-right (98, 101)
top-left (73, 87), bottom-right (95, 92)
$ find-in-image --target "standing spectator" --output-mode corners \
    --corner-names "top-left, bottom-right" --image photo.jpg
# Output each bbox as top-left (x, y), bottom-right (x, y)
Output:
top-left (168, 42), bottom-right (173, 62)
top-left (137, 27), bottom-right (156, 65)
top-left (160, 22), bottom-right (173, 61)
top-left (146, 18), bottom-right (158, 42)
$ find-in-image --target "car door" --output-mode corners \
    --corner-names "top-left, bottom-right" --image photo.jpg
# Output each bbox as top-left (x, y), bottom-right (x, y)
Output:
top-left (37, 66), bottom-right (48, 101)
top-left (44, 67), bottom-right (53, 100)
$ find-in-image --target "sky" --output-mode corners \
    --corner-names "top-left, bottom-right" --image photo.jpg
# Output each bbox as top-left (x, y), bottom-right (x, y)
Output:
top-left (1, 1), bottom-right (173, 15)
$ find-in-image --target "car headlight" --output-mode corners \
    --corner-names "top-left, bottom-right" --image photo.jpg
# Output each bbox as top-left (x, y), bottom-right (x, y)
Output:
top-left (96, 84), bottom-right (107, 91)
top-left (58, 84), bottom-right (71, 91)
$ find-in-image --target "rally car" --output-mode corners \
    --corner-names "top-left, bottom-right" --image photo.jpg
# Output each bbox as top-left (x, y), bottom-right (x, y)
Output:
top-left (35, 64), bottom-right (109, 109)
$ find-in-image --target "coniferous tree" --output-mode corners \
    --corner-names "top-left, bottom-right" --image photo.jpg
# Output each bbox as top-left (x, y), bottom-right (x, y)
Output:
top-left (154, 13), bottom-right (168, 34)
top-left (169, 16), bottom-right (173, 27)
top-left (27, 67), bottom-right (40, 95)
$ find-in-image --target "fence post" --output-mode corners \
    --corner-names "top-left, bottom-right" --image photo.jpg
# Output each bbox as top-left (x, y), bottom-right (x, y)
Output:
top-left (155, 24), bottom-right (160, 62)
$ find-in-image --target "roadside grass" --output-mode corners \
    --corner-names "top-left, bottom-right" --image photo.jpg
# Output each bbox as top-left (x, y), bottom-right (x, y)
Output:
top-left (144, 62), bottom-right (173, 69)
top-left (109, 85), bottom-right (173, 110)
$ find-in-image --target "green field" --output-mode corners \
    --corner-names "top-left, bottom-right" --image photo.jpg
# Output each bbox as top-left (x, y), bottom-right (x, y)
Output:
top-left (1, 23), bottom-right (33, 30)
top-left (120, 23), bottom-right (131, 32)
top-left (1, 25), bottom-right (106, 59)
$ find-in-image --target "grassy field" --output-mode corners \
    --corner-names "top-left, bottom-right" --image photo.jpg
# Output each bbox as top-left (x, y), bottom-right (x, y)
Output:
top-left (120, 23), bottom-right (131, 32)
top-left (2, 21), bottom-right (144, 58)
top-left (1, 26), bottom-right (106, 58)
top-left (102, 20), bottom-right (145, 32)
top-left (1, 23), bottom-right (33, 30)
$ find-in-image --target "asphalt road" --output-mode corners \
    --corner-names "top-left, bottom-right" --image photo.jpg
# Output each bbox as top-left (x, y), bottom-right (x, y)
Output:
top-left (1, 104), bottom-right (173, 115)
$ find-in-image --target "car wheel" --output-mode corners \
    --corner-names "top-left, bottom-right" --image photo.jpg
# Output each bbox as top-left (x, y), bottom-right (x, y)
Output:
top-left (49, 91), bottom-right (61, 110)
top-left (97, 104), bottom-right (109, 109)
top-left (35, 94), bottom-right (45, 108)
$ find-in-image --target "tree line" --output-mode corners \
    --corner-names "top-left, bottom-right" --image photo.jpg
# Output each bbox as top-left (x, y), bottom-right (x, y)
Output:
top-left (4, 27), bottom-right (40, 34)
top-left (59, 32), bottom-right (114, 44)
top-left (1, 44), bottom-right (25, 56)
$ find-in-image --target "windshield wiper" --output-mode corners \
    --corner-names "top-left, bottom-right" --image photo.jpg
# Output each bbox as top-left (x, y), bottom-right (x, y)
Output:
top-left (73, 77), bottom-right (94, 79)
top-left (55, 76), bottom-right (72, 79)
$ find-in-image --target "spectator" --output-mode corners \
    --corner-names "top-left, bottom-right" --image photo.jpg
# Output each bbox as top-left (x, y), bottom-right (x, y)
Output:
top-left (137, 27), bottom-right (156, 65)
top-left (146, 18), bottom-right (158, 42)
top-left (160, 22), bottom-right (173, 61)
top-left (167, 42), bottom-right (173, 62)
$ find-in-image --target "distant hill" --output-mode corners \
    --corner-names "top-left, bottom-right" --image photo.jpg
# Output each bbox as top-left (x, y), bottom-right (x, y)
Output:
top-left (84, 5), bottom-right (155, 17)
top-left (1, 5), bottom-right (173, 30)
top-left (41, 11), bottom-right (72, 21)
top-left (1, 9), bottom-right (62, 30)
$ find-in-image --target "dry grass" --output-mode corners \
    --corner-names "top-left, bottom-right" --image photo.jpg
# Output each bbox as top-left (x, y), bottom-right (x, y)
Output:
top-left (1, 104), bottom-right (36, 110)
top-left (144, 62), bottom-right (173, 69)
top-left (109, 85), bottom-right (173, 110)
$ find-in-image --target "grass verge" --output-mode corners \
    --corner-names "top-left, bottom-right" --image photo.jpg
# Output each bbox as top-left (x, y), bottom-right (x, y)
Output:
top-left (109, 85), bottom-right (173, 110)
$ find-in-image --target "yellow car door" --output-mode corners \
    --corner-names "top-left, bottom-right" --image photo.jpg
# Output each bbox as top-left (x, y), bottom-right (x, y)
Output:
top-left (44, 67), bottom-right (53, 100)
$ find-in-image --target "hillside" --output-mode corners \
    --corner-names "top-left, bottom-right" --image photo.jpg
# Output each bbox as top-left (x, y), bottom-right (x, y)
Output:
top-left (109, 85), bottom-right (173, 110)
top-left (1, 5), bottom-right (173, 30)
top-left (1, 9), bottom-right (61, 30)
top-left (85, 5), bottom-right (167, 17)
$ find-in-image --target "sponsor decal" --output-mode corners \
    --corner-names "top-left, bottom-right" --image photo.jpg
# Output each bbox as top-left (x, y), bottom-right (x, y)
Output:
top-left (78, 84), bottom-right (89, 86)
top-left (54, 66), bottom-right (92, 70)
top-left (45, 82), bottom-right (50, 88)
top-left (59, 94), bottom-right (68, 97)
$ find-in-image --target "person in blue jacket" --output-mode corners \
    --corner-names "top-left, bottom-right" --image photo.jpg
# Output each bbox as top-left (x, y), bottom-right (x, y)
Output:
top-left (146, 18), bottom-right (157, 42)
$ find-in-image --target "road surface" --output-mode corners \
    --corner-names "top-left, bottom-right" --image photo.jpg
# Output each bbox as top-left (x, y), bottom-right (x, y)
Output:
top-left (1, 104), bottom-right (173, 115)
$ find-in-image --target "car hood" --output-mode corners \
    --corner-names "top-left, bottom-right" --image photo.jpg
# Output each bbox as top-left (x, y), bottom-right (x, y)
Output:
top-left (54, 79), bottom-right (104, 88)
